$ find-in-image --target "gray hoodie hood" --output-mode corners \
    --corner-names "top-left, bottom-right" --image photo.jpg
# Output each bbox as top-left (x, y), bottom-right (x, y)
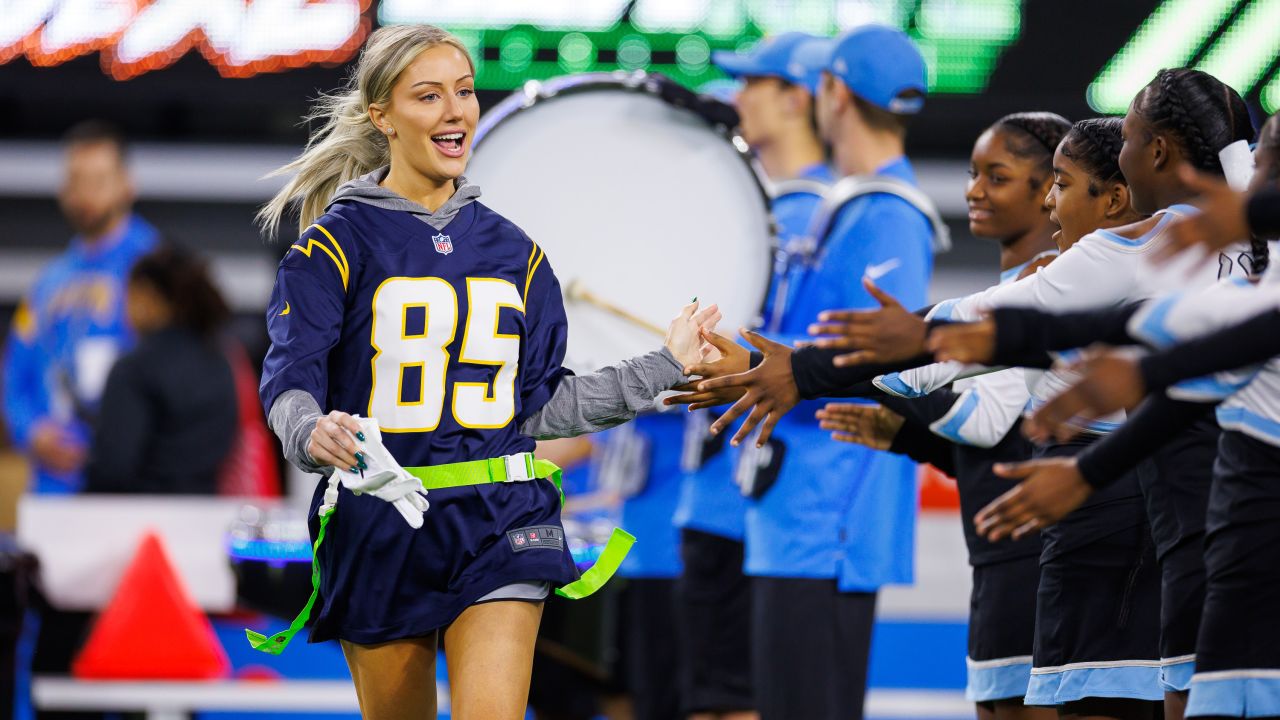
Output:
top-left (329, 166), bottom-right (481, 231)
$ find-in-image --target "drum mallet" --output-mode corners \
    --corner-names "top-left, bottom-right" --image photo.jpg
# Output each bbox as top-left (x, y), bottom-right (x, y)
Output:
top-left (564, 279), bottom-right (665, 337)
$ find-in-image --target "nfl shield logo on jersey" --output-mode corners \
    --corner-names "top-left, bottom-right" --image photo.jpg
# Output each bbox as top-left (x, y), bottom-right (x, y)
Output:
top-left (432, 233), bottom-right (453, 255)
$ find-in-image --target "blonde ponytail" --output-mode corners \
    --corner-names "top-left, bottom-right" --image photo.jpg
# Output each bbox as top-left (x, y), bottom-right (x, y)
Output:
top-left (257, 25), bottom-right (474, 240)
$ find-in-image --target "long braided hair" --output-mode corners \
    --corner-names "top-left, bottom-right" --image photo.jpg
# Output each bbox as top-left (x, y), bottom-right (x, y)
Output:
top-left (992, 112), bottom-right (1073, 188)
top-left (1135, 68), bottom-right (1263, 273)
top-left (1134, 68), bottom-right (1254, 173)
top-left (1060, 118), bottom-right (1125, 196)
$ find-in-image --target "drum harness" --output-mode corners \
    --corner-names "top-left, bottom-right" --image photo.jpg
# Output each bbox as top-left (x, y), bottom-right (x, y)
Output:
top-left (767, 174), bottom-right (951, 332)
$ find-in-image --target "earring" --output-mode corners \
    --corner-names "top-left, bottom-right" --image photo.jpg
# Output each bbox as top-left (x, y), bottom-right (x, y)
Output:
top-left (385, 127), bottom-right (395, 136)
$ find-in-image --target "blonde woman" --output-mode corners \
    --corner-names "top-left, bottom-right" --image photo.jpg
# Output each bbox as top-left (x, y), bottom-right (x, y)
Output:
top-left (256, 25), bottom-right (716, 719)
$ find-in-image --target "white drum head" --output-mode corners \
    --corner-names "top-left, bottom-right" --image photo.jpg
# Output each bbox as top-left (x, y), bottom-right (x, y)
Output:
top-left (468, 76), bottom-right (773, 371)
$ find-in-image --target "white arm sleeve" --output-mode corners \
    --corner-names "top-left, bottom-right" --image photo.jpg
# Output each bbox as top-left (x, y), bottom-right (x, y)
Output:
top-left (1129, 278), bottom-right (1280, 349)
top-left (1128, 277), bottom-right (1280, 402)
top-left (933, 235), bottom-right (1148, 322)
top-left (928, 369), bottom-right (1031, 448)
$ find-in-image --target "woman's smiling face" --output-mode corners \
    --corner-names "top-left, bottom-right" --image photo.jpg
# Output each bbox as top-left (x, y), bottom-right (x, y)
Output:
top-left (375, 43), bottom-right (480, 185)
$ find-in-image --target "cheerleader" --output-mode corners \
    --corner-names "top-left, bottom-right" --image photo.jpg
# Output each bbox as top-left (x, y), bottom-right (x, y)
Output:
top-left (821, 111), bottom-right (1069, 720)
top-left (255, 25), bottom-right (716, 720)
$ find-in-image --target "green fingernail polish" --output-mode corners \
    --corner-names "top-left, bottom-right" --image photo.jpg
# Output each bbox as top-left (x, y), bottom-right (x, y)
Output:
top-left (350, 466), bottom-right (359, 473)
top-left (356, 432), bottom-right (366, 441)
top-left (691, 296), bottom-right (697, 303)
top-left (355, 451), bottom-right (364, 461)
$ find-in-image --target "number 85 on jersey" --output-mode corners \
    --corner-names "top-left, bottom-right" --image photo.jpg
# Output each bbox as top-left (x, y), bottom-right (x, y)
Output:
top-left (369, 277), bottom-right (523, 432)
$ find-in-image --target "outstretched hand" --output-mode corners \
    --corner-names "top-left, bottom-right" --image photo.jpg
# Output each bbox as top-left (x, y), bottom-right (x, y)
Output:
top-left (1153, 164), bottom-right (1252, 265)
top-left (926, 318), bottom-right (996, 364)
top-left (807, 278), bottom-right (927, 367)
top-left (974, 458), bottom-right (1093, 541)
top-left (815, 402), bottom-right (904, 450)
top-left (665, 300), bottom-right (721, 368)
top-left (693, 329), bottom-right (798, 447)
top-left (1023, 351), bottom-right (1145, 444)
top-left (665, 328), bottom-right (751, 411)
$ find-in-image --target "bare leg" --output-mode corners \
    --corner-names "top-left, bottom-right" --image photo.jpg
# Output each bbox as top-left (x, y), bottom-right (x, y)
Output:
top-left (341, 634), bottom-right (439, 720)
top-left (1164, 690), bottom-right (1187, 720)
top-left (444, 600), bottom-right (544, 720)
top-left (600, 693), bottom-right (634, 720)
top-left (992, 699), bottom-right (1057, 720)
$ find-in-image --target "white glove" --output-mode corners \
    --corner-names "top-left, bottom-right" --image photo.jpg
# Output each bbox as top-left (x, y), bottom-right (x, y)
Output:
top-left (332, 417), bottom-right (430, 529)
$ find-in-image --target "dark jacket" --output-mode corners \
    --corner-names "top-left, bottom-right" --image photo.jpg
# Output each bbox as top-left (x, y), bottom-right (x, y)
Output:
top-left (85, 327), bottom-right (237, 494)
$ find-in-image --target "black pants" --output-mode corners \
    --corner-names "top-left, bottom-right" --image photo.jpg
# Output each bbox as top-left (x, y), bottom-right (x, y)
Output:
top-left (676, 529), bottom-right (753, 714)
top-left (619, 578), bottom-right (683, 720)
top-left (751, 576), bottom-right (876, 720)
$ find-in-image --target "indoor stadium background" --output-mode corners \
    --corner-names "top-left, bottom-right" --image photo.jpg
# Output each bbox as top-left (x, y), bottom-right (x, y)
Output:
top-left (1, 1), bottom-right (1278, 718)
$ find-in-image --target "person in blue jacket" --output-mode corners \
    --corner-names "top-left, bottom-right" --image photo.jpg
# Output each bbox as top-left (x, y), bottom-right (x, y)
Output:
top-left (3, 121), bottom-right (159, 494)
top-left (674, 25), bottom-right (937, 720)
top-left (669, 32), bottom-right (833, 720)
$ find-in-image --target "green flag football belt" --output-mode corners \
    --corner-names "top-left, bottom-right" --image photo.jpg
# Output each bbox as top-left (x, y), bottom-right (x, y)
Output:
top-left (246, 451), bottom-right (636, 654)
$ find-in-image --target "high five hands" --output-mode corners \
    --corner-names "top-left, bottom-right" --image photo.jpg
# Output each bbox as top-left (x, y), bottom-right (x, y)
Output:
top-left (664, 300), bottom-right (723, 368)
top-left (807, 278), bottom-right (928, 366)
top-left (666, 328), bottom-right (800, 448)
top-left (665, 279), bottom-right (926, 447)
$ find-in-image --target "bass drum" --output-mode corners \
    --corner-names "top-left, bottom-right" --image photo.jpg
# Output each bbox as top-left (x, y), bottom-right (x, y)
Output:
top-left (468, 71), bottom-right (774, 371)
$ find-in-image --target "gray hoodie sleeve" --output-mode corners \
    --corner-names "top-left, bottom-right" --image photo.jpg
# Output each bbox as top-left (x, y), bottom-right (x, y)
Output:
top-left (268, 348), bottom-right (685, 462)
top-left (267, 389), bottom-right (332, 476)
top-left (518, 347), bottom-right (688, 440)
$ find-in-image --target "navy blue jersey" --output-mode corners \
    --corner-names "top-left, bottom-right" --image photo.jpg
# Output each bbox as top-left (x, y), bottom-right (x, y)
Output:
top-left (260, 198), bottom-right (572, 465)
top-left (260, 196), bottom-right (583, 642)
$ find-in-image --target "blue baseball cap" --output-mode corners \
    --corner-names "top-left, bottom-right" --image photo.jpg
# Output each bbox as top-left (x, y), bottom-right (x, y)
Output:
top-left (825, 25), bottom-right (927, 115)
top-left (711, 32), bottom-right (813, 85)
top-left (787, 37), bottom-right (834, 95)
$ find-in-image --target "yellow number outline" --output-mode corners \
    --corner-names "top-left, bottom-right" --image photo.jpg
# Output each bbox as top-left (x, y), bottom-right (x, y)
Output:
top-left (396, 362), bottom-right (426, 407)
top-left (401, 303), bottom-right (429, 339)
top-left (368, 277), bottom-right (458, 433)
top-left (454, 278), bottom-right (523, 429)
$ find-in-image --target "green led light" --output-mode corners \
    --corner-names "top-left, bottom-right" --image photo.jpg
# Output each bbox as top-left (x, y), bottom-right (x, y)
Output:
top-left (380, 2), bottom-right (1025, 95)
top-left (916, 0), bottom-right (1020, 42)
top-left (499, 31), bottom-right (535, 73)
top-left (703, 1), bottom-right (748, 39)
top-left (676, 34), bottom-right (710, 74)
top-left (452, 29), bottom-right (484, 74)
top-left (1263, 73), bottom-right (1280, 114)
top-left (558, 32), bottom-right (595, 73)
top-left (617, 35), bottom-right (651, 70)
top-left (1196, 0), bottom-right (1280, 97)
top-left (1087, 0), bottom-right (1238, 114)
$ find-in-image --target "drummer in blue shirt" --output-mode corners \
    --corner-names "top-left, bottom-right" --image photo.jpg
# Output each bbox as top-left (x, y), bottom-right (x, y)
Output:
top-left (669, 32), bottom-right (833, 720)
top-left (673, 25), bottom-right (936, 720)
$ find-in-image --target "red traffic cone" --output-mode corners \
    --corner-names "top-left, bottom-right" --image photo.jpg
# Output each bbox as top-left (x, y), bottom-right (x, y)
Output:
top-left (73, 531), bottom-right (230, 679)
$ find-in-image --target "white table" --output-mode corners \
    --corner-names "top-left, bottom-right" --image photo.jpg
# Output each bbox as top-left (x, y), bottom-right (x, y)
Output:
top-left (33, 676), bottom-right (970, 719)
top-left (32, 677), bottom-right (362, 720)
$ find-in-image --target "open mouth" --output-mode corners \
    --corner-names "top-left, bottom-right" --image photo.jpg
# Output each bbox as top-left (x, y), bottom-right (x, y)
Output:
top-left (431, 131), bottom-right (466, 158)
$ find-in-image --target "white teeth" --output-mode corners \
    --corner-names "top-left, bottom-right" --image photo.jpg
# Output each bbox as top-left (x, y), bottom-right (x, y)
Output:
top-left (432, 133), bottom-right (464, 141)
